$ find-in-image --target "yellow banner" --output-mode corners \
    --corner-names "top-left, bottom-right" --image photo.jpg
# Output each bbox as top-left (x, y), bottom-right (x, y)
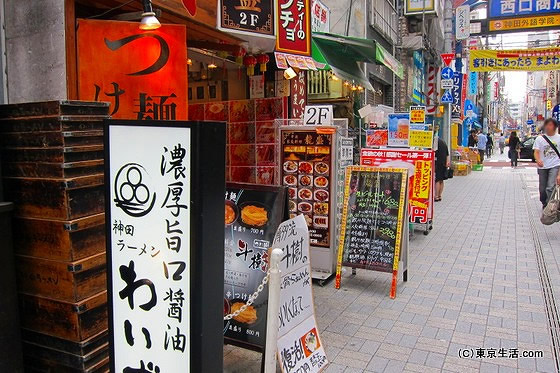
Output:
top-left (470, 47), bottom-right (560, 72)
top-left (409, 130), bottom-right (433, 148)
top-left (489, 15), bottom-right (560, 32)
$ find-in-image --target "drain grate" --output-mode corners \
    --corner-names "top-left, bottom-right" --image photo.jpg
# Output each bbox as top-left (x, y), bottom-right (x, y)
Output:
top-left (521, 174), bottom-right (560, 373)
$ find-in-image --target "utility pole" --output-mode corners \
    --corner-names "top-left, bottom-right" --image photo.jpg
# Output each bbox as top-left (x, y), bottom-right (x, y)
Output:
top-left (443, 0), bottom-right (453, 147)
top-left (481, 36), bottom-right (489, 133)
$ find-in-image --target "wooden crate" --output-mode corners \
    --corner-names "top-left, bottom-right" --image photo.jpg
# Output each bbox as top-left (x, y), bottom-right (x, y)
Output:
top-left (2, 160), bottom-right (104, 179)
top-left (19, 291), bottom-right (107, 342)
top-left (13, 214), bottom-right (105, 261)
top-left (16, 252), bottom-right (106, 302)
top-left (1, 130), bottom-right (103, 148)
top-left (1, 145), bottom-right (104, 164)
top-left (24, 356), bottom-right (108, 373)
top-left (22, 329), bottom-right (108, 373)
top-left (0, 115), bottom-right (106, 133)
top-left (0, 100), bottom-right (109, 119)
top-left (3, 174), bottom-right (104, 220)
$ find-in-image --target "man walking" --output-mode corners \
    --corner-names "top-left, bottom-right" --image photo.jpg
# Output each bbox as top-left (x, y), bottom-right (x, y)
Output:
top-left (477, 131), bottom-right (487, 164)
top-left (534, 118), bottom-right (560, 208)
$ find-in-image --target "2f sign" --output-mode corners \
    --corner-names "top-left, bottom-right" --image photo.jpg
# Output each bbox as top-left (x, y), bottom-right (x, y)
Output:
top-left (304, 105), bottom-right (333, 126)
top-left (240, 12), bottom-right (259, 26)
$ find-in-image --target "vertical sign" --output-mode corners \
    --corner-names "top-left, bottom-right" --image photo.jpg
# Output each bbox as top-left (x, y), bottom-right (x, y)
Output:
top-left (106, 120), bottom-right (225, 373)
top-left (451, 72), bottom-right (463, 120)
top-left (468, 72), bottom-right (478, 96)
top-left (77, 20), bottom-right (188, 120)
top-left (426, 66), bottom-right (438, 115)
top-left (455, 5), bottom-right (470, 40)
top-left (461, 74), bottom-right (468, 120)
top-left (494, 81), bottom-right (499, 99)
top-left (219, 0), bottom-right (275, 36)
top-left (275, 215), bottom-right (328, 372)
top-left (547, 71), bottom-right (557, 101)
top-left (311, 0), bottom-right (330, 32)
top-left (108, 124), bottom-right (191, 371)
top-left (276, 0), bottom-right (312, 56)
top-left (409, 106), bottom-right (426, 124)
top-left (290, 71), bottom-right (308, 118)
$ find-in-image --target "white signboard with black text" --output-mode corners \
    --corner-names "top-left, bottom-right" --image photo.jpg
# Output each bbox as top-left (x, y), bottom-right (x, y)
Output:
top-left (274, 215), bottom-right (328, 373)
top-left (108, 125), bottom-right (191, 372)
top-left (304, 105), bottom-right (333, 126)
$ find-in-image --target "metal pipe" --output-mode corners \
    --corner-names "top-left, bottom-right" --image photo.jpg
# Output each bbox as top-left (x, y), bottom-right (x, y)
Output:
top-left (263, 248), bottom-right (284, 373)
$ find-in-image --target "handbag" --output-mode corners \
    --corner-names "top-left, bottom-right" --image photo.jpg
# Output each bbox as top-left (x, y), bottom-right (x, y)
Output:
top-left (446, 167), bottom-right (454, 179)
top-left (541, 185), bottom-right (560, 225)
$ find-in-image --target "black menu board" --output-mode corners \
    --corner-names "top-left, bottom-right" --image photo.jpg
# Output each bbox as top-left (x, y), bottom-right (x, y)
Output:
top-left (224, 183), bottom-right (287, 349)
top-left (281, 130), bottom-right (332, 248)
top-left (335, 167), bottom-right (408, 296)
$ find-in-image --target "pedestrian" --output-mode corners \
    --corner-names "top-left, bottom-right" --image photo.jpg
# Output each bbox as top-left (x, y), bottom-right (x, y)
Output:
top-left (468, 130), bottom-right (477, 148)
top-left (434, 136), bottom-right (450, 202)
top-left (508, 131), bottom-right (521, 168)
top-left (477, 131), bottom-right (487, 164)
top-left (533, 118), bottom-right (560, 208)
top-left (498, 133), bottom-right (506, 154)
top-left (486, 133), bottom-right (493, 158)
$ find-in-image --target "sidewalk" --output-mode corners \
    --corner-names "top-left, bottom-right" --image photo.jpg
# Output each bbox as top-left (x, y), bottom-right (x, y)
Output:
top-left (224, 166), bottom-right (559, 373)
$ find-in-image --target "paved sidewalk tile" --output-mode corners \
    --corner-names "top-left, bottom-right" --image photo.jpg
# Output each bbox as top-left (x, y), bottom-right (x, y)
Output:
top-left (224, 167), bottom-right (557, 373)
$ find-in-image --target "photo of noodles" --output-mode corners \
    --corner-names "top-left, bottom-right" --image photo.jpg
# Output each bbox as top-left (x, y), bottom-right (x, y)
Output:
top-left (225, 203), bottom-right (236, 225)
top-left (241, 205), bottom-right (269, 227)
top-left (231, 302), bottom-right (258, 324)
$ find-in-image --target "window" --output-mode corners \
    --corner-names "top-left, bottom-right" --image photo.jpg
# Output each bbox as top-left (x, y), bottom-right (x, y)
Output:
top-left (372, 0), bottom-right (397, 43)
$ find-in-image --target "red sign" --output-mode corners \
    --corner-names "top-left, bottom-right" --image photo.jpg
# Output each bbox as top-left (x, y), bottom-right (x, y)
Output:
top-left (360, 149), bottom-right (434, 224)
top-left (426, 65), bottom-right (438, 114)
top-left (77, 20), bottom-right (188, 120)
top-left (441, 53), bottom-right (454, 66)
top-left (494, 81), bottom-right (499, 99)
top-left (181, 0), bottom-right (197, 16)
top-left (276, 0), bottom-right (312, 56)
top-left (461, 73), bottom-right (467, 120)
top-left (290, 70), bottom-right (307, 118)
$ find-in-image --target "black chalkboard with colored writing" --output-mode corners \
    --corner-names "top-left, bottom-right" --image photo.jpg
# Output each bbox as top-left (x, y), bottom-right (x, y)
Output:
top-left (335, 166), bottom-right (408, 290)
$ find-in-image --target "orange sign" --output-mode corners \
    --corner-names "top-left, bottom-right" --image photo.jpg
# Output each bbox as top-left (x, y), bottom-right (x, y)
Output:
top-left (77, 19), bottom-right (187, 120)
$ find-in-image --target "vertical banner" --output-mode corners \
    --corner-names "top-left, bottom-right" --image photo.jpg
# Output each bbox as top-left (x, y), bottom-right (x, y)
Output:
top-left (455, 5), bottom-right (470, 40)
top-left (461, 74), bottom-right (467, 120)
top-left (426, 65), bottom-right (438, 115)
top-left (106, 120), bottom-right (226, 372)
top-left (276, 0), bottom-right (312, 55)
top-left (290, 71), bottom-right (308, 118)
top-left (451, 72), bottom-right (463, 120)
top-left (77, 20), bottom-right (188, 120)
top-left (275, 215), bottom-right (328, 373)
top-left (468, 72), bottom-right (478, 96)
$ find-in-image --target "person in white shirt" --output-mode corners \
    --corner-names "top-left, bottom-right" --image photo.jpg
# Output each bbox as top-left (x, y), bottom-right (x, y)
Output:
top-left (533, 118), bottom-right (560, 208)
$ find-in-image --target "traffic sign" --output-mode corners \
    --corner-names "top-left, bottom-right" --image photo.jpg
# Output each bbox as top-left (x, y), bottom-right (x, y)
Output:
top-left (441, 67), bottom-right (454, 80)
top-left (527, 119), bottom-right (534, 125)
top-left (441, 79), bottom-right (453, 89)
top-left (441, 53), bottom-right (454, 66)
top-left (553, 105), bottom-right (559, 121)
top-left (441, 90), bottom-right (453, 103)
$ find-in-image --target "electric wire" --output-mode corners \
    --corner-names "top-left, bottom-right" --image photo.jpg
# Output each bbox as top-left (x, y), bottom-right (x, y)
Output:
top-left (87, 0), bottom-right (137, 19)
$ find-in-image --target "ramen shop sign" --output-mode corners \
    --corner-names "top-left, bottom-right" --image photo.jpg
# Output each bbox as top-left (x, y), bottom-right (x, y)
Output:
top-left (220, 0), bottom-right (275, 36)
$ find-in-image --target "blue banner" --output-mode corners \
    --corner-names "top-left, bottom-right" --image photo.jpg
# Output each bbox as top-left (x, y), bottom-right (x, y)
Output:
top-left (452, 72), bottom-right (463, 120)
top-left (468, 72), bottom-right (478, 95)
top-left (489, 0), bottom-right (560, 18)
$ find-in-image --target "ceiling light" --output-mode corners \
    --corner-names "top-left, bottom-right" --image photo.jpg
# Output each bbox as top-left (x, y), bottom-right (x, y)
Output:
top-left (139, 0), bottom-right (161, 30)
top-left (208, 62), bottom-right (218, 69)
top-left (187, 58), bottom-right (192, 65)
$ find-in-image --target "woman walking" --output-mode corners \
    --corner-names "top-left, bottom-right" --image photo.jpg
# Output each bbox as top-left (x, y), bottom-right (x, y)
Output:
top-left (508, 131), bottom-right (521, 168)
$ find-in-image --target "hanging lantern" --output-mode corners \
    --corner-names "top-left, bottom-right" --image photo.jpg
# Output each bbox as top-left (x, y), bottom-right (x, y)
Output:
top-left (257, 54), bottom-right (270, 72)
top-left (234, 48), bottom-right (246, 64)
top-left (243, 55), bottom-right (257, 76)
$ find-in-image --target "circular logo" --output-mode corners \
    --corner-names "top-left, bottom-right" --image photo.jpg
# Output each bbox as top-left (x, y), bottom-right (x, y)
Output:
top-left (114, 163), bottom-right (156, 217)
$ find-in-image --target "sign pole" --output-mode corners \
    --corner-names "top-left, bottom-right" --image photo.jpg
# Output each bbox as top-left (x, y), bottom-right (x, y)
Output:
top-left (264, 248), bottom-right (284, 373)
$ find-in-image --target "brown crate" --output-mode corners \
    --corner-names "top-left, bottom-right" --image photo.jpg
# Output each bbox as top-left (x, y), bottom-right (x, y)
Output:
top-left (19, 291), bottom-right (107, 342)
top-left (1, 145), bottom-right (103, 163)
top-left (3, 174), bottom-right (104, 220)
top-left (0, 115), bottom-right (106, 133)
top-left (1, 130), bottom-right (103, 148)
top-left (16, 252), bottom-right (106, 302)
top-left (0, 100), bottom-right (109, 119)
top-left (22, 329), bottom-right (108, 373)
top-left (13, 214), bottom-right (105, 261)
top-left (24, 356), bottom-right (108, 373)
top-left (2, 160), bottom-right (104, 178)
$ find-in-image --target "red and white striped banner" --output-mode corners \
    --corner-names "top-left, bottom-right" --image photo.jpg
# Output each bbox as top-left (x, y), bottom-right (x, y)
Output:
top-left (426, 65), bottom-right (439, 114)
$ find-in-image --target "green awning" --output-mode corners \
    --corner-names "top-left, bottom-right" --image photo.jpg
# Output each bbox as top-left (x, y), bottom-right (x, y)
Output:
top-left (312, 33), bottom-right (376, 91)
top-left (311, 32), bottom-right (404, 89)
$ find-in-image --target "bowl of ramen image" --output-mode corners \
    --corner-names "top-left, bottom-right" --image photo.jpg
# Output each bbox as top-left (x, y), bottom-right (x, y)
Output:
top-left (225, 200), bottom-right (238, 226)
top-left (238, 202), bottom-right (270, 228)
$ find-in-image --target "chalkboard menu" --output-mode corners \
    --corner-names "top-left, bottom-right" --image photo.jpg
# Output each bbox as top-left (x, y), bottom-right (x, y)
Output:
top-left (224, 183), bottom-right (287, 348)
top-left (335, 167), bottom-right (408, 297)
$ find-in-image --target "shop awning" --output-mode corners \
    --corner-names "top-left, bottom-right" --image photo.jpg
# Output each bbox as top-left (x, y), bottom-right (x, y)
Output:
top-left (311, 32), bottom-right (404, 90)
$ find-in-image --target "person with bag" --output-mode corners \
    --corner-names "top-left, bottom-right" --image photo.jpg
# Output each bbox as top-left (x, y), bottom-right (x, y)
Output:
top-left (533, 118), bottom-right (560, 208)
top-left (508, 131), bottom-right (521, 168)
